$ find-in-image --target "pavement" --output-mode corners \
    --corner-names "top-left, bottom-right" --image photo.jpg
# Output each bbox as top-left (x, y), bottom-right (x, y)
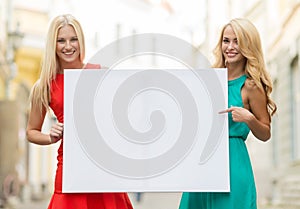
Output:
top-left (130, 193), bottom-right (181, 209)
top-left (4, 193), bottom-right (284, 209)
top-left (4, 192), bottom-right (182, 209)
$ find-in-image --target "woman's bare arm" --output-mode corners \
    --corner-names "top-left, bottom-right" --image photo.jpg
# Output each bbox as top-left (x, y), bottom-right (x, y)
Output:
top-left (26, 99), bottom-right (63, 145)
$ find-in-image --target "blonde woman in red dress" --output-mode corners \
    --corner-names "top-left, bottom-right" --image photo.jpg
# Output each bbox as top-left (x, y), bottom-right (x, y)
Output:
top-left (26, 14), bottom-right (133, 209)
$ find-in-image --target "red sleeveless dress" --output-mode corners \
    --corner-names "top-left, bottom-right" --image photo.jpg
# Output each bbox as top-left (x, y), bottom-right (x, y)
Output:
top-left (48, 64), bottom-right (133, 209)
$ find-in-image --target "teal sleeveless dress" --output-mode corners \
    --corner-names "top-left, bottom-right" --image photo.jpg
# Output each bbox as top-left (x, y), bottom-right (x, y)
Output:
top-left (179, 75), bottom-right (257, 209)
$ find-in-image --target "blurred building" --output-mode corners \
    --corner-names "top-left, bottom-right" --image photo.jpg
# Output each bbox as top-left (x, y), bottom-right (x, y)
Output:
top-left (0, 0), bottom-right (54, 206)
top-left (266, 2), bottom-right (300, 208)
top-left (0, 0), bottom-right (299, 208)
top-left (1, 0), bottom-right (206, 207)
top-left (203, 0), bottom-right (300, 208)
top-left (0, 0), bottom-right (28, 206)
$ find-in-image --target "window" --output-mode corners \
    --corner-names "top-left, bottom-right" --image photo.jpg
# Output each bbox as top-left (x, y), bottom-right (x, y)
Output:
top-left (271, 79), bottom-right (278, 166)
top-left (290, 55), bottom-right (300, 160)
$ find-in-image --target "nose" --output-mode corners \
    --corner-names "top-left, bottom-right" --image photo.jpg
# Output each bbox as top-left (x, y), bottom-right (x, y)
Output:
top-left (65, 40), bottom-right (72, 49)
top-left (228, 41), bottom-right (235, 49)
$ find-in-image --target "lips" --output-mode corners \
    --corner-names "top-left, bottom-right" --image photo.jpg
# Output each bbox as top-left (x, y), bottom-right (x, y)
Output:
top-left (63, 50), bottom-right (75, 55)
top-left (226, 52), bottom-right (237, 58)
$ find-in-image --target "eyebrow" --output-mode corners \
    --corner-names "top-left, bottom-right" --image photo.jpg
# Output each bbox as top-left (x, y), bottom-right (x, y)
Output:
top-left (223, 36), bottom-right (238, 40)
top-left (57, 36), bottom-right (78, 39)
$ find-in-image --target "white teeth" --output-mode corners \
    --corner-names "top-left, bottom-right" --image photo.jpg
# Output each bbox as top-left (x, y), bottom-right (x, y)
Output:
top-left (64, 51), bottom-right (74, 55)
top-left (227, 53), bottom-right (236, 56)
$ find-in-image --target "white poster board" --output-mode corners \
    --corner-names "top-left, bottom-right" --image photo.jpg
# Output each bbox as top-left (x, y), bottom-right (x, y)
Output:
top-left (63, 68), bottom-right (228, 192)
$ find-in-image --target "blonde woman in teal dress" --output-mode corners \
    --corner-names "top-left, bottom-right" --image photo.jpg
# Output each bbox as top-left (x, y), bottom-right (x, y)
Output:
top-left (179, 18), bottom-right (277, 209)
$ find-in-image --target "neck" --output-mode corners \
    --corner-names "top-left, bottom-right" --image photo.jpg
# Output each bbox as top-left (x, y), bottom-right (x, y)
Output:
top-left (227, 62), bottom-right (245, 80)
top-left (58, 60), bottom-right (84, 73)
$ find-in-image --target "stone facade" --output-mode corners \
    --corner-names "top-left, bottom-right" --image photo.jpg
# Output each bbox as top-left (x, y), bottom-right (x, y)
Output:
top-left (204, 0), bottom-right (300, 208)
top-left (267, 4), bottom-right (300, 208)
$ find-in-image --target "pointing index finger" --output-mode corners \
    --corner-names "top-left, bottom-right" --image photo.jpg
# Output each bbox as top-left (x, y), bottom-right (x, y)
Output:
top-left (219, 107), bottom-right (234, 114)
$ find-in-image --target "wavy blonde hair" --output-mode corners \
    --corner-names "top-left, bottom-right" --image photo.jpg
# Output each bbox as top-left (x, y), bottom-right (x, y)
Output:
top-left (212, 18), bottom-right (277, 117)
top-left (29, 14), bottom-right (85, 112)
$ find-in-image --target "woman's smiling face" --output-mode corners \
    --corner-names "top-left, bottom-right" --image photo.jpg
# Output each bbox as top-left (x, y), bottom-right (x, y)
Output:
top-left (222, 25), bottom-right (246, 66)
top-left (56, 25), bottom-right (81, 65)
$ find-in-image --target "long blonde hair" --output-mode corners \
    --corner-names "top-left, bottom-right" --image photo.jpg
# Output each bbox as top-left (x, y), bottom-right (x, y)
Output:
top-left (212, 18), bottom-right (277, 117)
top-left (30, 14), bottom-right (85, 112)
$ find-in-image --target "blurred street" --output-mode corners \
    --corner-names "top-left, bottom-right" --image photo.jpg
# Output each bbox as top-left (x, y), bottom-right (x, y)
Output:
top-left (6, 193), bottom-right (182, 209)
top-left (3, 192), bottom-right (286, 209)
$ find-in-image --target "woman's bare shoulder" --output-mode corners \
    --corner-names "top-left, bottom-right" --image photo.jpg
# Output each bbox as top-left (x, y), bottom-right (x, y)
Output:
top-left (244, 78), bottom-right (259, 91)
top-left (84, 63), bottom-right (101, 69)
top-left (244, 77), bottom-right (266, 99)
